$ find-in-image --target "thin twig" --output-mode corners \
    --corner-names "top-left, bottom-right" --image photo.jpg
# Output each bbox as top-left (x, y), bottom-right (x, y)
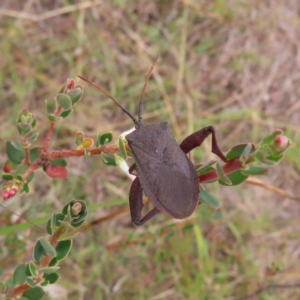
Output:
top-left (245, 177), bottom-right (300, 201)
top-left (0, 0), bottom-right (102, 21)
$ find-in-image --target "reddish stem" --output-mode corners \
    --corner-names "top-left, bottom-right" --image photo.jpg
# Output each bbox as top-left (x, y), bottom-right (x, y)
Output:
top-left (41, 107), bottom-right (62, 158)
top-left (199, 159), bottom-right (243, 183)
top-left (22, 163), bottom-right (40, 179)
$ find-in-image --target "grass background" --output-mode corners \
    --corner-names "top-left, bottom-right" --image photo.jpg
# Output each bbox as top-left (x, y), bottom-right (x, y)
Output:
top-left (1, 1), bottom-right (300, 299)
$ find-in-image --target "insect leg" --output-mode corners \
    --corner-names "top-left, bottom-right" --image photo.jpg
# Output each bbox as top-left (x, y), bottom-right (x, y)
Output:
top-left (129, 163), bottom-right (137, 176)
top-left (129, 177), bottom-right (160, 226)
top-left (179, 126), bottom-right (228, 162)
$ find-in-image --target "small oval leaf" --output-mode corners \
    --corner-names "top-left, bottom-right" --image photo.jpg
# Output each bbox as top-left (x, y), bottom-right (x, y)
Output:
top-left (220, 170), bottom-right (248, 186)
top-left (28, 261), bottom-right (38, 278)
top-left (39, 267), bottom-right (60, 274)
top-left (60, 108), bottom-right (73, 118)
top-left (33, 239), bottom-right (46, 262)
top-left (200, 190), bottom-right (220, 208)
top-left (50, 158), bottom-right (68, 167)
top-left (101, 154), bottom-right (117, 166)
top-left (56, 240), bottom-right (72, 261)
top-left (57, 94), bottom-right (72, 110)
top-left (2, 173), bottom-right (14, 180)
top-left (39, 237), bottom-right (57, 257)
top-left (22, 286), bottom-right (45, 300)
top-left (100, 132), bottom-right (113, 145)
top-left (67, 88), bottom-right (83, 105)
top-left (6, 141), bottom-right (25, 164)
top-left (226, 143), bottom-right (256, 160)
top-left (44, 272), bottom-right (59, 284)
top-left (26, 277), bottom-right (35, 287)
top-left (13, 263), bottom-right (27, 285)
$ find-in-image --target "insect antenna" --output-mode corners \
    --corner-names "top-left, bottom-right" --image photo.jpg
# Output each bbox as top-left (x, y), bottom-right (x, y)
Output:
top-left (77, 75), bottom-right (137, 123)
top-left (137, 54), bottom-right (159, 122)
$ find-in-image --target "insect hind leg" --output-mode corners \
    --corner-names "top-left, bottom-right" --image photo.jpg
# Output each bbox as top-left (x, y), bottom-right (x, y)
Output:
top-left (179, 126), bottom-right (228, 162)
top-left (129, 177), bottom-right (160, 226)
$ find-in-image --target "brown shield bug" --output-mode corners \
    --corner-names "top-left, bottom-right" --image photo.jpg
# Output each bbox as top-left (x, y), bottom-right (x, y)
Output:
top-left (78, 56), bottom-right (228, 226)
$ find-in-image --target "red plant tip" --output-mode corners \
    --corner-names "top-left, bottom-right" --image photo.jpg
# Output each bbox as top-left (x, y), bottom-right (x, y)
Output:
top-left (3, 165), bottom-right (11, 173)
top-left (9, 188), bottom-right (18, 197)
top-left (273, 135), bottom-right (288, 150)
top-left (71, 202), bottom-right (82, 215)
top-left (3, 190), bottom-right (10, 200)
top-left (67, 79), bottom-right (76, 91)
top-left (46, 165), bottom-right (68, 179)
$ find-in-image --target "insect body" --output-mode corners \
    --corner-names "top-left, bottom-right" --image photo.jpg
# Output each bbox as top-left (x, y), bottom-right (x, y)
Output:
top-left (78, 56), bottom-right (228, 226)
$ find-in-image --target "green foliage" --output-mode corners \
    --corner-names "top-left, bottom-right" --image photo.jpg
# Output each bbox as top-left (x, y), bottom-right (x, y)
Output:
top-left (22, 287), bottom-right (45, 300)
top-left (6, 141), bottom-right (25, 164)
top-left (55, 240), bottom-right (72, 261)
top-left (1, 202), bottom-right (88, 298)
top-left (99, 132), bottom-right (113, 145)
top-left (199, 189), bottom-right (220, 208)
top-left (13, 264), bottom-right (27, 285)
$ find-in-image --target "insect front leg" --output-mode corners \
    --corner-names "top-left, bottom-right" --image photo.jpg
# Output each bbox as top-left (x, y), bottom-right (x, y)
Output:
top-left (129, 177), bottom-right (160, 226)
top-left (180, 126), bottom-right (228, 162)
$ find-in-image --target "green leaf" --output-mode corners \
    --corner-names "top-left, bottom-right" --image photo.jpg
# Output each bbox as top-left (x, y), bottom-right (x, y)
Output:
top-left (240, 143), bottom-right (253, 165)
top-left (200, 190), bottom-right (220, 208)
top-left (75, 131), bottom-right (84, 146)
top-left (118, 137), bottom-right (127, 160)
top-left (44, 272), bottom-right (59, 284)
top-left (60, 108), bottom-right (73, 118)
top-left (255, 151), bottom-right (276, 165)
top-left (6, 141), bottom-right (26, 164)
top-left (22, 287), bottom-right (45, 300)
top-left (13, 263), bottom-right (27, 285)
top-left (67, 88), bottom-right (83, 105)
top-left (2, 173), bottom-right (14, 180)
top-left (33, 239), bottom-right (46, 262)
top-left (241, 166), bottom-right (268, 175)
top-left (195, 160), bottom-right (216, 174)
top-left (57, 94), bottom-right (72, 110)
top-left (96, 134), bottom-right (102, 147)
top-left (39, 267), bottom-right (60, 274)
top-left (100, 132), bottom-right (113, 145)
top-left (28, 132), bottom-right (39, 144)
top-left (26, 277), bottom-right (35, 287)
top-left (28, 261), bottom-right (38, 278)
top-left (50, 158), bottom-right (68, 167)
top-left (17, 122), bottom-right (32, 135)
top-left (46, 219), bottom-right (52, 235)
top-left (30, 147), bottom-right (41, 162)
top-left (48, 113), bottom-right (58, 122)
top-left (216, 162), bottom-right (232, 185)
top-left (226, 143), bottom-right (256, 160)
top-left (25, 263), bottom-right (32, 276)
top-left (41, 280), bottom-right (49, 286)
top-left (220, 170), bottom-right (248, 186)
top-left (56, 240), bottom-right (72, 261)
top-left (52, 213), bottom-right (65, 227)
top-left (39, 237), bottom-right (56, 257)
top-left (15, 174), bottom-right (24, 182)
top-left (49, 257), bottom-right (58, 267)
top-left (101, 153), bottom-right (117, 166)
top-left (23, 183), bottom-right (30, 193)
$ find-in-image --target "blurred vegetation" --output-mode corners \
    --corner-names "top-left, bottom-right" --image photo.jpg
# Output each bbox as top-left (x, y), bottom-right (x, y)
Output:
top-left (0, 0), bottom-right (300, 299)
